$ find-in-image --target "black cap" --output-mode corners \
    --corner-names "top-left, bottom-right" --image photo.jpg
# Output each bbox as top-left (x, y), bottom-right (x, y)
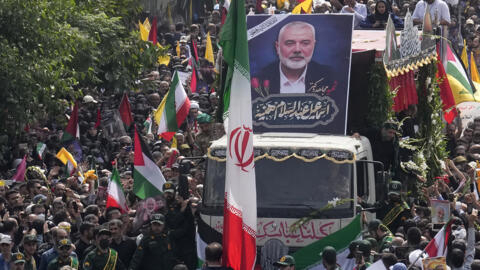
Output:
top-left (95, 227), bottom-right (112, 237)
top-left (162, 182), bottom-right (176, 193)
top-left (347, 240), bottom-right (362, 258)
top-left (368, 219), bottom-right (382, 232)
top-left (357, 240), bottom-right (372, 257)
top-left (150, 213), bottom-right (165, 225)
top-left (321, 246), bottom-right (337, 265)
top-left (388, 181), bottom-right (402, 196)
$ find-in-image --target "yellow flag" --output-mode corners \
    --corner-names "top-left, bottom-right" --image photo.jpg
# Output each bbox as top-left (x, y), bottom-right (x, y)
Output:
top-left (205, 32), bottom-right (215, 65)
top-left (143, 18), bottom-right (151, 32)
top-left (154, 93), bottom-right (168, 124)
top-left (277, 0), bottom-right (285, 9)
top-left (56, 147), bottom-right (77, 168)
top-left (292, 0), bottom-right (313, 14)
top-left (156, 43), bottom-right (171, 65)
top-left (471, 53), bottom-right (480, 83)
top-left (171, 137), bottom-right (177, 149)
top-left (139, 21), bottom-right (149, 41)
top-left (461, 40), bottom-right (469, 70)
top-left (176, 41), bottom-right (181, 57)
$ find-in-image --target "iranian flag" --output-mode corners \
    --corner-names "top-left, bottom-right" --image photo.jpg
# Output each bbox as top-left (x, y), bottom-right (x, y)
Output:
top-left (445, 43), bottom-right (477, 104)
top-left (61, 102), bottom-right (80, 143)
top-left (133, 126), bottom-right (166, 199)
top-left (219, 0), bottom-right (257, 269)
top-left (36, 142), bottom-right (46, 160)
top-left (106, 168), bottom-right (129, 213)
top-left (425, 219), bottom-right (453, 257)
top-left (154, 71), bottom-right (190, 141)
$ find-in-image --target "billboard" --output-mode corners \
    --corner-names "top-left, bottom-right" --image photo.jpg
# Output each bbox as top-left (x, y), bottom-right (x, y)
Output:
top-left (247, 14), bottom-right (354, 134)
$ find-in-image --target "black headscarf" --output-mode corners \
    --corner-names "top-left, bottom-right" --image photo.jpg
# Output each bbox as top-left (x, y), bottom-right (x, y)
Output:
top-left (374, 0), bottom-right (390, 22)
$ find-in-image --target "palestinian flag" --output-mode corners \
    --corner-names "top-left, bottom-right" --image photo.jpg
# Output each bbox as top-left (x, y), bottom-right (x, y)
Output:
top-left (292, 215), bottom-right (362, 270)
top-left (445, 43), bottom-right (477, 104)
top-left (154, 71), bottom-right (190, 141)
top-left (106, 168), bottom-right (129, 213)
top-left (61, 102), bottom-right (79, 143)
top-left (36, 142), bottom-right (46, 160)
top-left (119, 93), bottom-right (134, 129)
top-left (425, 219), bottom-right (453, 257)
top-left (133, 126), bottom-right (166, 199)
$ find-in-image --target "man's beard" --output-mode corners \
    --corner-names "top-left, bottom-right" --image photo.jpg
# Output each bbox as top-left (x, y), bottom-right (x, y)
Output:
top-left (278, 51), bottom-right (312, 70)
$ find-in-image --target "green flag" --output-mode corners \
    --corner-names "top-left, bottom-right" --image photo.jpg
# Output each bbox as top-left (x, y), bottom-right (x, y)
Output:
top-left (219, 0), bottom-right (250, 119)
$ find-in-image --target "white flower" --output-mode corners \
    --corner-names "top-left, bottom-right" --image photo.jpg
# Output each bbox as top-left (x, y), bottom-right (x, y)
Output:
top-left (426, 77), bottom-right (432, 85)
top-left (328, 197), bottom-right (340, 207)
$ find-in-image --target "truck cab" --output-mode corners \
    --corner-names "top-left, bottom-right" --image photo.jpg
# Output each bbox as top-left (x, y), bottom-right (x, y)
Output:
top-left (199, 132), bottom-right (380, 261)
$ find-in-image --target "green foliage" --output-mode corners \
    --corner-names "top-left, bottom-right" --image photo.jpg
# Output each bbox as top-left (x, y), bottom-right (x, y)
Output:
top-left (366, 63), bottom-right (395, 129)
top-left (0, 0), bottom-right (162, 138)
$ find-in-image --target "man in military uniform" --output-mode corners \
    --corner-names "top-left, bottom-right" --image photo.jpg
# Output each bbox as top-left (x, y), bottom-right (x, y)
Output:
top-left (21, 235), bottom-right (38, 270)
top-left (129, 214), bottom-right (173, 270)
top-left (47, 239), bottom-right (79, 270)
top-left (11, 252), bottom-right (26, 270)
top-left (83, 228), bottom-right (125, 270)
top-left (192, 113), bottom-right (213, 156)
top-left (368, 219), bottom-right (393, 253)
top-left (273, 255), bottom-right (296, 270)
top-left (360, 181), bottom-right (410, 233)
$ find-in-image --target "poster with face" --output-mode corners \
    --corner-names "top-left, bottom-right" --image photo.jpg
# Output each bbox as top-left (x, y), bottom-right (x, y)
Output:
top-left (430, 199), bottom-right (450, 224)
top-left (423, 257), bottom-right (447, 270)
top-left (247, 14), bottom-right (354, 134)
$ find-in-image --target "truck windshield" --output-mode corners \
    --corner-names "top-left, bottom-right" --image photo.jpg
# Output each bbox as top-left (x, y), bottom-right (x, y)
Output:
top-left (204, 154), bottom-right (353, 209)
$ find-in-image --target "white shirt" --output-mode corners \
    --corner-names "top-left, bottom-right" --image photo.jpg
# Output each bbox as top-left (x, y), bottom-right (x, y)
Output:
top-left (279, 63), bottom-right (307, 94)
top-left (412, 0), bottom-right (451, 24)
top-left (340, 3), bottom-right (367, 28)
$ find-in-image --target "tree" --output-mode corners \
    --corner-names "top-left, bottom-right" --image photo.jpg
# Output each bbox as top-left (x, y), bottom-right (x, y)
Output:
top-left (0, 0), bottom-right (162, 140)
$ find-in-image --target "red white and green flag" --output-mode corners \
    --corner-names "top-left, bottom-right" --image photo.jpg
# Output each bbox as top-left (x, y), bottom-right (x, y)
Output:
top-left (133, 126), bottom-right (166, 199)
top-left (61, 102), bottom-right (80, 143)
top-left (36, 142), bottom-right (46, 160)
top-left (425, 219), bottom-right (453, 257)
top-left (219, 0), bottom-right (257, 269)
top-left (154, 71), bottom-right (190, 141)
top-left (106, 168), bottom-right (129, 213)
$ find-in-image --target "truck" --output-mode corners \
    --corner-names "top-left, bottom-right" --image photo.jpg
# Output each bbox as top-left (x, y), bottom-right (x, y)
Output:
top-left (198, 132), bottom-right (385, 268)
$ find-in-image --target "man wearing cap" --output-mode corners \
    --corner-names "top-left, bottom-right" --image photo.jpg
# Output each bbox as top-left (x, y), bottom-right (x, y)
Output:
top-left (360, 181), bottom-right (410, 232)
top-left (353, 240), bottom-right (372, 270)
top-left (11, 252), bottom-right (26, 270)
top-left (38, 228), bottom-right (76, 270)
top-left (129, 214), bottom-right (173, 270)
top-left (192, 113), bottom-right (213, 156)
top-left (367, 219), bottom-right (393, 253)
top-left (21, 235), bottom-right (38, 270)
top-left (0, 234), bottom-right (13, 270)
top-left (83, 228), bottom-right (125, 270)
top-left (273, 255), bottom-right (296, 270)
top-left (47, 239), bottom-right (78, 270)
top-left (322, 246), bottom-right (340, 270)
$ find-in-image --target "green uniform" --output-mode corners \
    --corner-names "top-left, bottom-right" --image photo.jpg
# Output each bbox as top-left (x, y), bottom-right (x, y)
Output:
top-left (128, 233), bottom-right (173, 270)
top-left (193, 131), bottom-right (213, 156)
top-left (24, 256), bottom-right (37, 270)
top-left (47, 256), bottom-right (79, 270)
top-left (378, 233), bottom-right (394, 252)
top-left (83, 248), bottom-right (125, 270)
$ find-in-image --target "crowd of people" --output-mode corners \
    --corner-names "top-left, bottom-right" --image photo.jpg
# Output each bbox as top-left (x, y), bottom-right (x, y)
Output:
top-left (1, 0), bottom-right (480, 270)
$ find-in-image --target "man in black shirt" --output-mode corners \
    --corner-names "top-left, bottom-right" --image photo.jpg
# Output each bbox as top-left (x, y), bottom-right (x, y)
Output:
top-left (108, 219), bottom-right (137, 265)
top-left (74, 222), bottom-right (95, 263)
